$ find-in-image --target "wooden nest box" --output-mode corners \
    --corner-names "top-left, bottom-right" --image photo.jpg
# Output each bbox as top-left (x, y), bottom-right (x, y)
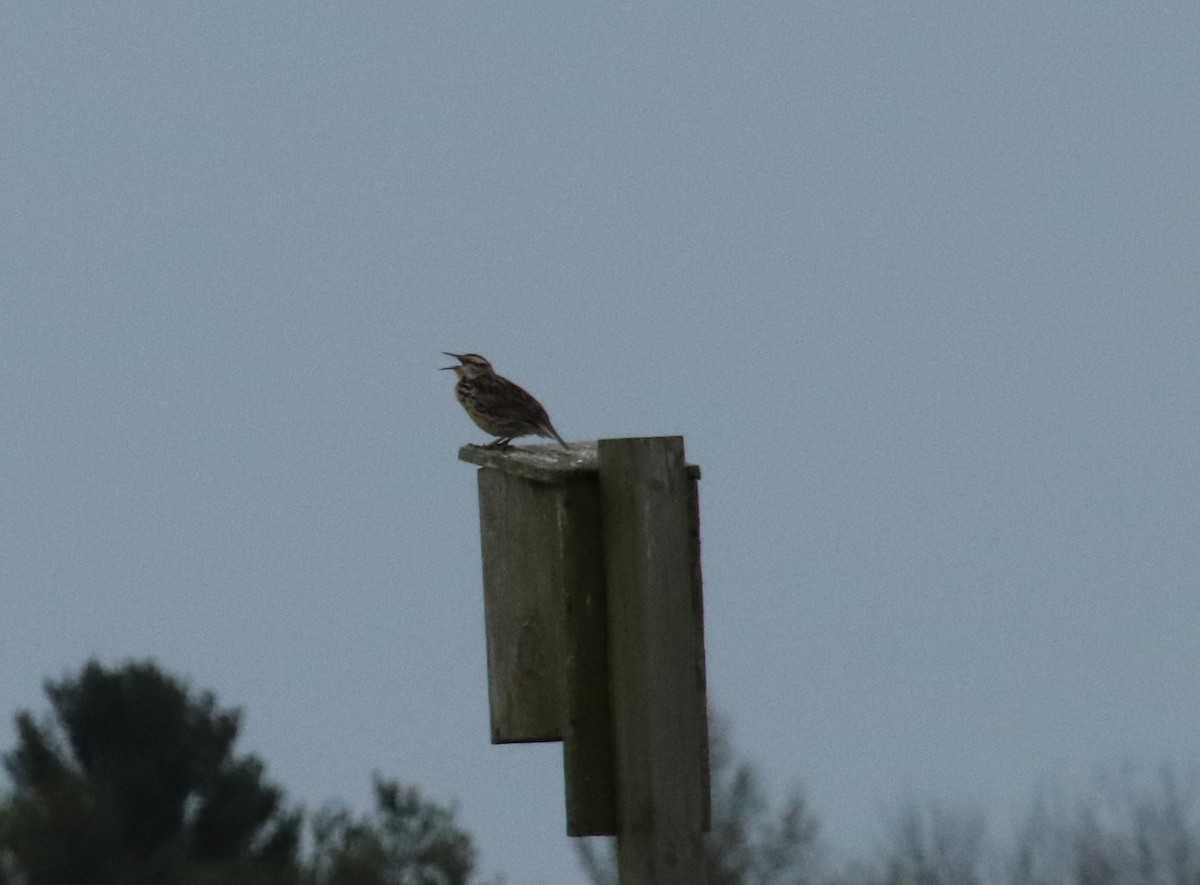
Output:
top-left (458, 435), bottom-right (710, 870)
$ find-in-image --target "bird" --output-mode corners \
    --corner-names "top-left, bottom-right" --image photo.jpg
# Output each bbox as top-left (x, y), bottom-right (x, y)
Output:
top-left (441, 352), bottom-right (568, 449)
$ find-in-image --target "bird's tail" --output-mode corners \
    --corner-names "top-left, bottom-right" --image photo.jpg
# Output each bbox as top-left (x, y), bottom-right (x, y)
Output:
top-left (544, 422), bottom-right (569, 449)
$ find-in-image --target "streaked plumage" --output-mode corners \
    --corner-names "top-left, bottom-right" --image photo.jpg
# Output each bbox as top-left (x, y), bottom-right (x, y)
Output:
top-left (441, 352), bottom-right (568, 449)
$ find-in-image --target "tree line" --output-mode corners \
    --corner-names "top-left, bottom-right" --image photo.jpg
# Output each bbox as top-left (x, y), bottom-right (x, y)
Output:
top-left (1, 660), bottom-right (1197, 885)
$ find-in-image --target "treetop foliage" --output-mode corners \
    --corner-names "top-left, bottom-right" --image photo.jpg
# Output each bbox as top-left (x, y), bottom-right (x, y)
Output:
top-left (4, 659), bottom-right (1200, 885)
top-left (0, 660), bottom-right (478, 885)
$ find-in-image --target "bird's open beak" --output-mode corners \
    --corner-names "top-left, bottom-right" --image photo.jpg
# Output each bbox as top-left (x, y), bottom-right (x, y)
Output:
top-left (440, 352), bottom-right (463, 371)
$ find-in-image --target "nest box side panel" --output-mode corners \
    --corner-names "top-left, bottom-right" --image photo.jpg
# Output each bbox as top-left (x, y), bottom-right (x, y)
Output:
top-left (560, 475), bottom-right (618, 837)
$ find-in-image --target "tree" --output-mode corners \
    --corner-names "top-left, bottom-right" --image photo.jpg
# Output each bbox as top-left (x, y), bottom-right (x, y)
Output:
top-left (0, 659), bottom-right (301, 885)
top-left (307, 776), bottom-right (477, 885)
top-left (837, 765), bottom-right (1200, 885)
top-left (1009, 765), bottom-right (1200, 885)
top-left (576, 714), bottom-right (822, 885)
top-left (876, 804), bottom-right (987, 885)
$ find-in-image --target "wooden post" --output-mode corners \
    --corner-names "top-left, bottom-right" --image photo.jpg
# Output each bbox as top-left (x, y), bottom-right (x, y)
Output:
top-left (599, 437), bottom-right (708, 885)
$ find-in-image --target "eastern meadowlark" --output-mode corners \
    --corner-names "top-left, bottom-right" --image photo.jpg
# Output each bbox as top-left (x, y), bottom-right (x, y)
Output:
top-left (441, 352), bottom-right (568, 449)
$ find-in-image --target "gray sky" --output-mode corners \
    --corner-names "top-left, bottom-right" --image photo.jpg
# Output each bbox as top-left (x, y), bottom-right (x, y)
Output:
top-left (2, 5), bottom-right (1198, 884)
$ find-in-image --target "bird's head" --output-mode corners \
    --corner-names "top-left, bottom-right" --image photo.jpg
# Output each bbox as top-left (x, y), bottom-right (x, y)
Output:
top-left (441, 352), bottom-right (494, 380)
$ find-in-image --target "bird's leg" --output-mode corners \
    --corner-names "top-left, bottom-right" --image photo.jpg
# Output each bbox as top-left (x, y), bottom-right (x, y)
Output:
top-left (486, 437), bottom-right (513, 449)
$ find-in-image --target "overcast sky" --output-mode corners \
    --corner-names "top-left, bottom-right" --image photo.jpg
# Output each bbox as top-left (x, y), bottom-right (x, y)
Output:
top-left (2, 5), bottom-right (1198, 884)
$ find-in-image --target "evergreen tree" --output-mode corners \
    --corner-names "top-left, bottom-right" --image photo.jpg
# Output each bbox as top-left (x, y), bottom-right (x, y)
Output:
top-left (0, 660), bottom-right (300, 885)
